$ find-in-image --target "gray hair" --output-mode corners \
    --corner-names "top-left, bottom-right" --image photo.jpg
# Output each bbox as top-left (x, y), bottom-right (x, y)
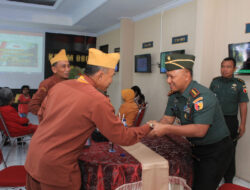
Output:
top-left (0, 87), bottom-right (13, 106)
top-left (84, 64), bottom-right (109, 76)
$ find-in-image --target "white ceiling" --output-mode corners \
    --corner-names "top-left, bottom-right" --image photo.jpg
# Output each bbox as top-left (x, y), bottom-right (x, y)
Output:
top-left (0, 0), bottom-right (192, 36)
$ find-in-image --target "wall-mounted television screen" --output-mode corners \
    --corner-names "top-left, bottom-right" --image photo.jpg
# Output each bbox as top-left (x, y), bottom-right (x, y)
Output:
top-left (135, 54), bottom-right (151, 73)
top-left (229, 42), bottom-right (250, 75)
top-left (160, 50), bottom-right (185, 73)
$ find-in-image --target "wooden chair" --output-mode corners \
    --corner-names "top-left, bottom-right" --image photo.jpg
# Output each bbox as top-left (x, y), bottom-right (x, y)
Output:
top-left (0, 112), bottom-right (32, 162)
top-left (218, 183), bottom-right (249, 190)
top-left (134, 103), bottom-right (148, 126)
top-left (0, 148), bottom-right (26, 189)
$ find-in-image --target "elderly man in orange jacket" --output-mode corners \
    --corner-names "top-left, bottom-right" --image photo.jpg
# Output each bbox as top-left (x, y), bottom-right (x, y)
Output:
top-left (28, 49), bottom-right (70, 115)
top-left (25, 48), bottom-right (152, 190)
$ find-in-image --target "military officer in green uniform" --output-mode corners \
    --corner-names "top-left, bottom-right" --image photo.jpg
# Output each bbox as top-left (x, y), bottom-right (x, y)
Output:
top-left (209, 57), bottom-right (249, 184)
top-left (148, 54), bottom-right (233, 190)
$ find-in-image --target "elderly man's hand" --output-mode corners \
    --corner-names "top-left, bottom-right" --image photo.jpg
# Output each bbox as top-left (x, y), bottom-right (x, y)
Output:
top-left (147, 121), bottom-right (168, 137)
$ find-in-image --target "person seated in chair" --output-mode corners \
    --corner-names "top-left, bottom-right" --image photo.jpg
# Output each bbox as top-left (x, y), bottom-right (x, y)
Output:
top-left (0, 87), bottom-right (37, 138)
top-left (131, 85), bottom-right (146, 108)
top-left (118, 89), bottom-right (139, 127)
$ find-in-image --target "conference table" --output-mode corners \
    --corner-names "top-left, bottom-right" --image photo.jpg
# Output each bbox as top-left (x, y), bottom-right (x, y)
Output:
top-left (78, 135), bottom-right (193, 190)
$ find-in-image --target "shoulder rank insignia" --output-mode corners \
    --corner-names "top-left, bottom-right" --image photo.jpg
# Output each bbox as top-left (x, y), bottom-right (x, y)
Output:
top-left (189, 88), bottom-right (200, 98)
top-left (237, 78), bottom-right (245, 84)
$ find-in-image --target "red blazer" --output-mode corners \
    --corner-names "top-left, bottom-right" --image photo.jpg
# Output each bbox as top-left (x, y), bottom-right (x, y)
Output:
top-left (0, 105), bottom-right (37, 137)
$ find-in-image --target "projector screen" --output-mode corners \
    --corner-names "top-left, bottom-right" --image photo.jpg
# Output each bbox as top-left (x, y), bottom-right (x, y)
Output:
top-left (0, 30), bottom-right (44, 89)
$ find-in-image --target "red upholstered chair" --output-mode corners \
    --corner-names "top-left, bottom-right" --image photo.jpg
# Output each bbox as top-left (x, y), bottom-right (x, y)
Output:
top-left (218, 183), bottom-right (249, 190)
top-left (0, 148), bottom-right (26, 188)
top-left (134, 103), bottom-right (148, 126)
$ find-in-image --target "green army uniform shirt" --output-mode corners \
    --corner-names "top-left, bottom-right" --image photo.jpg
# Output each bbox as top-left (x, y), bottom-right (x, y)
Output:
top-left (165, 80), bottom-right (230, 145)
top-left (210, 76), bottom-right (249, 116)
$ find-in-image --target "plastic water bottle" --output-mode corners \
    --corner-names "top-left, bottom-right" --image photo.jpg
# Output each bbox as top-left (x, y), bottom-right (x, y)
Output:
top-left (122, 114), bottom-right (127, 127)
top-left (109, 141), bottom-right (116, 152)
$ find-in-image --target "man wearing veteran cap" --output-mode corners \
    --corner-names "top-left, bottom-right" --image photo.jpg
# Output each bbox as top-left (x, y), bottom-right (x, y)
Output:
top-left (28, 49), bottom-right (70, 115)
top-left (25, 48), bottom-right (152, 190)
top-left (148, 54), bottom-right (233, 190)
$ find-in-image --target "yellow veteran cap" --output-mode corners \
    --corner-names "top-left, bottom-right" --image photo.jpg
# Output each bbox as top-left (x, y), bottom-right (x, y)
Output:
top-left (50, 49), bottom-right (69, 65)
top-left (87, 48), bottom-right (120, 69)
top-left (165, 54), bottom-right (195, 71)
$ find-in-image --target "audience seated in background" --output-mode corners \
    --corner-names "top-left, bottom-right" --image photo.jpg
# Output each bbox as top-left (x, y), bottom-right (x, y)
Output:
top-left (118, 89), bottom-right (139, 127)
top-left (0, 87), bottom-right (37, 137)
top-left (18, 85), bottom-right (31, 118)
top-left (131, 85), bottom-right (146, 108)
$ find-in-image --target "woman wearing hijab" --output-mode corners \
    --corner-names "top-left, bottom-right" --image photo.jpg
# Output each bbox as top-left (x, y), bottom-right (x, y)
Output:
top-left (118, 89), bottom-right (139, 127)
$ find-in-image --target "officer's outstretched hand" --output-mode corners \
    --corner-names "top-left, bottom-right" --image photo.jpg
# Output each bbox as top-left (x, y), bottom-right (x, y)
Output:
top-left (147, 120), bottom-right (168, 137)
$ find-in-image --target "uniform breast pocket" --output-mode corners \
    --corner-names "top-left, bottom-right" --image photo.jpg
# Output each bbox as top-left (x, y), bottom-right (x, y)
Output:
top-left (228, 88), bottom-right (237, 98)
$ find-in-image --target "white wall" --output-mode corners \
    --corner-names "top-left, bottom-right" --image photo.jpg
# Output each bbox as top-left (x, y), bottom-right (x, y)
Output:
top-left (133, 2), bottom-right (196, 123)
top-left (195, 0), bottom-right (250, 181)
top-left (97, 29), bottom-right (121, 112)
top-left (97, 2), bottom-right (196, 121)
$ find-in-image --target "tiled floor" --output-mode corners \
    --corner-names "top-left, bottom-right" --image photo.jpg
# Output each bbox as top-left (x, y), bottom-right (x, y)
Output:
top-left (1, 114), bottom-right (250, 189)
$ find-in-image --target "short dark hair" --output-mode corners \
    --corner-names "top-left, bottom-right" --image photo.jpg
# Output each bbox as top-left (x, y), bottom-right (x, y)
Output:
top-left (84, 64), bottom-right (108, 76)
top-left (21, 85), bottom-right (30, 91)
top-left (186, 69), bottom-right (193, 76)
top-left (222, 57), bottom-right (236, 67)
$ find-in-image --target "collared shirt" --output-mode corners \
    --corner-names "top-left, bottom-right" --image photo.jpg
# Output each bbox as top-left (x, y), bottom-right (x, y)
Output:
top-left (28, 74), bottom-right (65, 115)
top-left (165, 80), bottom-right (229, 145)
top-left (210, 76), bottom-right (249, 115)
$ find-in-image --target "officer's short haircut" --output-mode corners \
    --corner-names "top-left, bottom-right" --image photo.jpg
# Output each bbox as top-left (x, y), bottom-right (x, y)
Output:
top-left (84, 64), bottom-right (108, 76)
top-left (222, 57), bottom-right (236, 67)
top-left (184, 68), bottom-right (193, 77)
top-left (188, 69), bottom-right (193, 76)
